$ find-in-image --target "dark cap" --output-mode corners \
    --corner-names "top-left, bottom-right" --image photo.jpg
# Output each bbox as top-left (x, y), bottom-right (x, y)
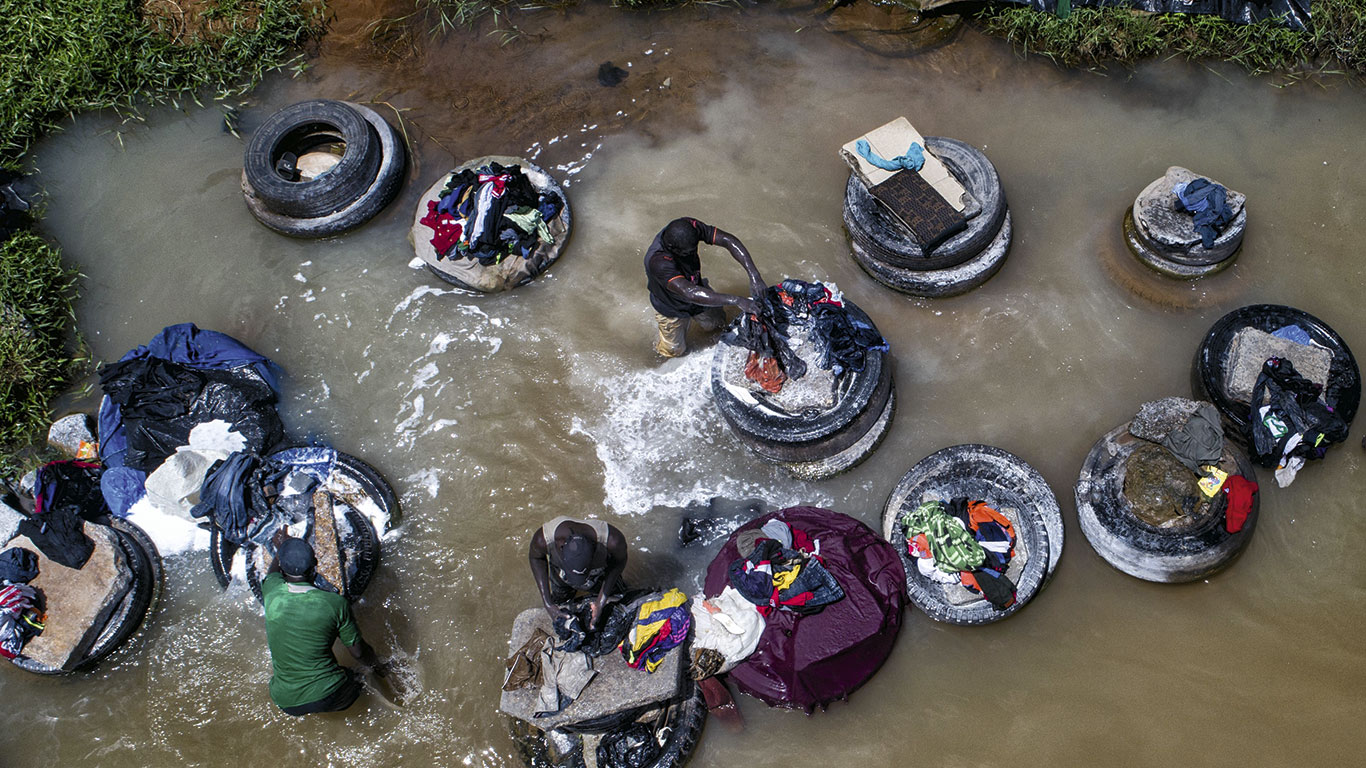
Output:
top-left (661, 218), bottom-right (703, 256)
top-left (558, 535), bottom-right (596, 589)
top-left (277, 537), bottom-right (317, 578)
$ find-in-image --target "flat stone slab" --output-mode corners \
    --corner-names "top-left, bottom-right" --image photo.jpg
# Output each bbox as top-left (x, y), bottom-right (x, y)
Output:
top-left (499, 606), bottom-right (682, 730)
top-left (10, 525), bottom-right (131, 669)
top-left (718, 321), bottom-right (839, 415)
top-left (1134, 166), bottom-right (1245, 250)
top-left (1129, 397), bottom-right (1203, 443)
top-left (1224, 327), bottom-right (1333, 404)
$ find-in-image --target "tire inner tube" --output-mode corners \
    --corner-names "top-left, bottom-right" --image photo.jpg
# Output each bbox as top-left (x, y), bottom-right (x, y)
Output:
top-left (881, 444), bottom-right (1063, 626)
top-left (1075, 423), bottom-right (1259, 583)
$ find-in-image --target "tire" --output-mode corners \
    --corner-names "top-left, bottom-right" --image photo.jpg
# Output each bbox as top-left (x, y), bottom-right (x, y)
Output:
top-left (843, 136), bottom-right (1006, 271)
top-left (723, 362), bottom-right (893, 464)
top-left (1075, 423), bottom-right (1258, 583)
top-left (243, 99), bottom-right (383, 219)
top-left (12, 519), bottom-right (161, 675)
top-left (881, 444), bottom-right (1063, 625)
top-left (243, 504), bottom-right (381, 602)
top-left (1124, 208), bottom-right (1237, 280)
top-left (414, 156), bottom-right (573, 293)
top-left (332, 451), bottom-right (402, 531)
top-left (506, 681), bottom-right (706, 768)
top-left (243, 103), bottom-right (406, 238)
top-left (851, 211), bottom-right (1011, 298)
top-left (1191, 304), bottom-right (1360, 432)
top-left (1130, 174), bottom-right (1247, 267)
top-left (209, 527), bottom-right (238, 589)
top-left (709, 300), bottom-right (888, 444)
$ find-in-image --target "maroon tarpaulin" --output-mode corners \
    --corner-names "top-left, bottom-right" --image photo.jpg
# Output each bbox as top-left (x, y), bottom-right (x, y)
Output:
top-left (703, 506), bottom-right (906, 712)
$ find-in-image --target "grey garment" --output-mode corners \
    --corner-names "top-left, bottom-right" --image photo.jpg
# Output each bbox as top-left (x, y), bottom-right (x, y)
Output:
top-left (535, 641), bottom-right (597, 717)
top-left (541, 516), bottom-right (611, 545)
top-left (1161, 402), bottom-right (1225, 472)
top-left (760, 520), bottom-right (793, 549)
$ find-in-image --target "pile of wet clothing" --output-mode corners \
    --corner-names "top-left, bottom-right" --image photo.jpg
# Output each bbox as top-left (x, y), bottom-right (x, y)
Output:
top-left (191, 447), bottom-right (340, 550)
top-left (18, 461), bottom-right (110, 569)
top-left (722, 279), bottom-right (888, 393)
top-left (503, 625), bottom-right (598, 718)
top-left (1249, 355), bottom-right (1349, 487)
top-left (97, 324), bottom-right (284, 517)
top-left (1173, 178), bottom-right (1234, 249)
top-left (1127, 398), bottom-right (1256, 533)
top-left (726, 519), bottom-right (844, 616)
top-left (0, 547), bottom-right (44, 660)
top-left (419, 162), bottom-right (563, 265)
top-left (902, 498), bottom-right (1017, 610)
top-left (622, 589), bottom-right (691, 673)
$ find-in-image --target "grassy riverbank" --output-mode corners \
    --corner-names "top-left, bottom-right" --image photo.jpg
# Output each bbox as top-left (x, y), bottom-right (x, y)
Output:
top-left (0, 0), bottom-right (325, 472)
top-left (974, 1), bottom-right (1366, 77)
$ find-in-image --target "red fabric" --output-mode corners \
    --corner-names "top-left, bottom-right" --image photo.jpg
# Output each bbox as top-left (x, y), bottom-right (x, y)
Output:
top-left (743, 352), bottom-right (786, 393)
top-left (420, 200), bottom-right (463, 255)
top-left (703, 507), bottom-right (907, 712)
top-left (1223, 475), bottom-right (1258, 533)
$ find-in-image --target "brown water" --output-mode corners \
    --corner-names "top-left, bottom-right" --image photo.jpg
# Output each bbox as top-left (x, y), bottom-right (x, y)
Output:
top-left (6, 2), bottom-right (1366, 766)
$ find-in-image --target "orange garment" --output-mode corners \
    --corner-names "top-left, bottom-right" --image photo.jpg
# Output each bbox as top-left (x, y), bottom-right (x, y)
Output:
top-left (966, 500), bottom-right (1015, 557)
top-left (744, 351), bottom-right (787, 393)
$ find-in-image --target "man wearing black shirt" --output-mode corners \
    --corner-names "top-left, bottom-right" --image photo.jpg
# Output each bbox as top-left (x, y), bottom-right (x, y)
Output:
top-left (643, 217), bottom-right (767, 358)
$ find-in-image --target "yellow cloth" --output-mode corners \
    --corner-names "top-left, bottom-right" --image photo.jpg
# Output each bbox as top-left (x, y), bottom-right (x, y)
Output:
top-left (1198, 466), bottom-right (1229, 497)
top-left (772, 564), bottom-right (802, 591)
top-left (625, 588), bottom-right (688, 673)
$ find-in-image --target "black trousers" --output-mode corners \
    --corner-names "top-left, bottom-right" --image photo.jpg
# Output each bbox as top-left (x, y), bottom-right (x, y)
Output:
top-left (280, 670), bottom-right (363, 717)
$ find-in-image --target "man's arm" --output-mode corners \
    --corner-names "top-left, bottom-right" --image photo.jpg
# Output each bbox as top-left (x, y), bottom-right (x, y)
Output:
top-left (589, 526), bottom-right (629, 627)
top-left (664, 277), bottom-right (759, 314)
top-left (265, 527), bottom-right (288, 575)
top-left (713, 228), bottom-right (767, 298)
top-left (346, 637), bottom-right (385, 674)
top-left (529, 530), bottom-right (568, 622)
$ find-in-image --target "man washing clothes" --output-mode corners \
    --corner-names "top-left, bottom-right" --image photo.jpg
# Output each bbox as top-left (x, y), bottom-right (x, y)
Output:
top-left (529, 517), bottom-right (628, 633)
top-left (644, 217), bottom-right (768, 358)
top-left (261, 533), bottom-right (387, 716)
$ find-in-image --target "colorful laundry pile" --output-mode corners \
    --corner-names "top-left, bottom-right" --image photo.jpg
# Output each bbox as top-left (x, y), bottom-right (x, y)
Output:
top-left (725, 519), bottom-right (844, 616)
top-left (621, 589), bottom-right (691, 673)
top-left (902, 498), bottom-right (1017, 610)
top-left (420, 162), bottom-right (563, 265)
top-left (723, 278), bottom-right (888, 394)
top-left (0, 547), bottom-right (45, 661)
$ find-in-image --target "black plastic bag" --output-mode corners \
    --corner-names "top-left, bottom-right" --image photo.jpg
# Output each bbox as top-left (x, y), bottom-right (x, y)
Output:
top-left (597, 723), bottom-right (661, 768)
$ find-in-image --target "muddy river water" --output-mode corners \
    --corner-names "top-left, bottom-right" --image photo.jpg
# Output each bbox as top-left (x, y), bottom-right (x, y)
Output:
top-left (4, 2), bottom-right (1365, 765)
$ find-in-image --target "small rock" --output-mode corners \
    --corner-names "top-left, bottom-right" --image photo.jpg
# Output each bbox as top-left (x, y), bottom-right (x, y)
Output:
top-left (47, 413), bottom-right (96, 458)
top-left (661, 77), bottom-right (671, 89)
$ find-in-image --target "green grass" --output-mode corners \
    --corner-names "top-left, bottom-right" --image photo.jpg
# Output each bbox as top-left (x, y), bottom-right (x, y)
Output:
top-left (0, 232), bottom-right (82, 474)
top-left (0, 0), bottom-right (327, 170)
top-left (0, 1), bottom-right (324, 472)
top-left (974, 2), bottom-right (1366, 78)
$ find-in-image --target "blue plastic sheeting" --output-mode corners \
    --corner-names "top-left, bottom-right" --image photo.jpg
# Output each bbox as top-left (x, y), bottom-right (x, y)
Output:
top-left (97, 323), bottom-right (283, 516)
top-left (989, 0), bottom-right (1310, 31)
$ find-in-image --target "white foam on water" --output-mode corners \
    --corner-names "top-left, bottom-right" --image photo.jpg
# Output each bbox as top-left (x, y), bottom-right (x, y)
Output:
top-left (405, 468), bottom-right (441, 500)
top-left (569, 351), bottom-right (831, 515)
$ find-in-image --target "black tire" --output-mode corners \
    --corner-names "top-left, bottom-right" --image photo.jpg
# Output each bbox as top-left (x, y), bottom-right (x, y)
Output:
top-left (332, 451), bottom-right (402, 531)
top-left (709, 300), bottom-right (888, 445)
top-left (1124, 208), bottom-right (1237, 280)
top-left (843, 137), bottom-right (1006, 271)
top-left (1191, 304), bottom-right (1360, 432)
top-left (12, 519), bottom-right (161, 675)
top-left (243, 103), bottom-right (407, 238)
top-left (209, 527), bottom-right (238, 589)
top-left (723, 362), bottom-right (893, 464)
top-left (506, 680), bottom-right (706, 768)
top-left (881, 444), bottom-right (1063, 625)
top-left (850, 212), bottom-right (1011, 299)
top-left (243, 504), bottom-right (381, 602)
top-left (243, 99), bottom-right (383, 219)
top-left (1075, 423), bottom-right (1259, 583)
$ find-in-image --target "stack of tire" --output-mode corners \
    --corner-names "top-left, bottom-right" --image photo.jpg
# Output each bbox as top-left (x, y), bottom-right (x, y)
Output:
top-left (710, 300), bottom-right (894, 481)
top-left (209, 449), bottom-right (398, 602)
top-left (242, 99), bottom-right (406, 238)
top-left (1075, 418), bottom-right (1259, 583)
top-left (12, 517), bottom-right (162, 675)
top-left (1123, 166), bottom-right (1247, 280)
top-left (844, 137), bottom-right (1011, 298)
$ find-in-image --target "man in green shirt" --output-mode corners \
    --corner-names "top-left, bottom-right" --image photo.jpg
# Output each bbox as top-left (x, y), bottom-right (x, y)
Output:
top-left (262, 535), bottom-right (383, 716)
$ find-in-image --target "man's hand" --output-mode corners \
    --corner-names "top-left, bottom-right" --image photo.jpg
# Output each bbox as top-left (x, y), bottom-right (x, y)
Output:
top-left (271, 526), bottom-right (289, 549)
top-left (736, 296), bottom-right (760, 316)
top-left (589, 594), bottom-right (608, 629)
